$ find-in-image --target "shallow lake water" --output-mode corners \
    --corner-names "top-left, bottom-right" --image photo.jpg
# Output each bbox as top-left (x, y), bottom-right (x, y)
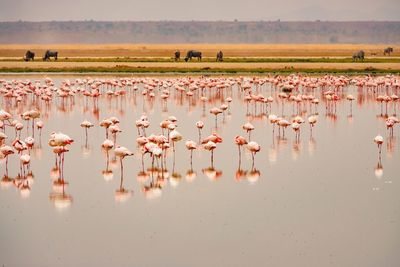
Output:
top-left (0, 74), bottom-right (399, 267)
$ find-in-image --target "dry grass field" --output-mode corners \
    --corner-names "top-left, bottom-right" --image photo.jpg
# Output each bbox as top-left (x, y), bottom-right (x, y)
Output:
top-left (2, 61), bottom-right (400, 69)
top-left (0, 44), bottom-right (398, 58)
top-left (0, 44), bottom-right (399, 73)
top-left (1, 61), bottom-right (399, 74)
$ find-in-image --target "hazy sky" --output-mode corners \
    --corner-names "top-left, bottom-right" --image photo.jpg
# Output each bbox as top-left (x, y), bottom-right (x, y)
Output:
top-left (0, 0), bottom-right (399, 21)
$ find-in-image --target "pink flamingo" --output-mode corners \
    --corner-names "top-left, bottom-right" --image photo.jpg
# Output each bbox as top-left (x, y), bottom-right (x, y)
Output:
top-left (0, 132), bottom-right (7, 146)
top-left (242, 122), bottom-right (255, 141)
top-left (291, 122), bottom-right (301, 141)
top-left (234, 135), bottom-right (248, 168)
top-left (346, 94), bottom-right (355, 115)
top-left (210, 107), bottom-right (223, 128)
top-left (36, 121), bottom-right (44, 141)
top-left (48, 132), bottom-right (74, 178)
top-left (100, 118), bottom-right (113, 139)
top-left (114, 146), bottom-right (134, 183)
top-left (185, 140), bottom-right (197, 169)
top-left (247, 141), bottom-right (261, 170)
top-left (196, 121), bottom-right (204, 143)
top-left (269, 114), bottom-right (278, 135)
top-left (374, 135), bottom-right (384, 156)
top-left (0, 145), bottom-right (14, 176)
top-left (277, 119), bottom-right (290, 138)
top-left (20, 154), bottom-right (30, 175)
top-left (308, 115), bottom-right (317, 136)
top-left (203, 141), bottom-right (217, 168)
top-left (80, 120), bottom-right (94, 146)
top-left (109, 124), bottom-right (122, 146)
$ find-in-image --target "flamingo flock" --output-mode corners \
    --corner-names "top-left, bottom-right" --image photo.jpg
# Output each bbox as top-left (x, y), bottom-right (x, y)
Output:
top-left (1, 74), bottom-right (399, 206)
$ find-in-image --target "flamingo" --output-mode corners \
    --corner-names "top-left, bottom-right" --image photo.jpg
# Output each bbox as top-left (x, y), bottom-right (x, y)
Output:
top-left (12, 139), bottom-right (28, 155)
top-left (201, 133), bottom-right (223, 144)
top-left (100, 119), bottom-right (113, 139)
top-left (24, 136), bottom-right (34, 154)
top-left (169, 130), bottom-right (183, 152)
top-left (0, 110), bottom-right (12, 130)
top-left (0, 132), bottom-right (7, 146)
top-left (374, 135), bottom-right (384, 156)
top-left (109, 124), bottom-right (122, 146)
top-left (291, 122), bottom-right (301, 141)
top-left (247, 141), bottom-right (261, 170)
top-left (269, 114), bottom-right (278, 135)
top-left (14, 122), bottom-right (23, 139)
top-left (242, 122), bottom-right (255, 141)
top-left (385, 116), bottom-right (398, 136)
top-left (220, 104), bottom-right (228, 121)
top-left (346, 94), bottom-right (355, 115)
top-left (308, 115), bottom-right (318, 136)
top-left (234, 135), bottom-right (247, 169)
top-left (20, 154), bottom-right (30, 175)
top-left (101, 139), bottom-right (114, 176)
top-left (210, 107), bottom-right (223, 128)
top-left (203, 141), bottom-right (217, 168)
top-left (277, 119), bottom-right (290, 138)
top-left (48, 132), bottom-right (74, 178)
top-left (0, 145), bottom-right (14, 176)
top-left (101, 139), bottom-right (114, 151)
top-left (195, 121), bottom-right (204, 143)
top-left (80, 120), bottom-right (94, 146)
top-left (185, 140), bottom-right (197, 169)
top-left (36, 121), bottom-right (44, 140)
top-left (114, 146), bottom-right (134, 183)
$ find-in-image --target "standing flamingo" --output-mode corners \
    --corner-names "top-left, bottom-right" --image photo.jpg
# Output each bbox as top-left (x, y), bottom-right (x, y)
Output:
top-left (101, 139), bottom-right (114, 180)
top-left (169, 130), bottom-right (183, 153)
top-left (185, 140), bottom-right (197, 169)
top-left (14, 122), bottom-right (23, 139)
top-left (100, 119), bottom-right (113, 139)
top-left (277, 119), bottom-right (290, 138)
top-left (269, 114), bottom-right (278, 135)
top-left (36, 121), bottom-right (44, 141)
top-left (24, 136), bottom-right (35, 154)
top-left (210, 107), bottom-right (223, 128)
top-left (80, 120), bottom-right (94, 146)
top-left (308, 115), bottom-right (318, 136)
top-left (0, 145), bottom-right (14, 176)
top-left (374, 135), bottom-right (384, 156)
top-left (291, 122), bottom-right (301, 141)
top-left (242, 122), bottom-right (255, 141)
top-left (48, 132), bottom-right (74, 178)
top-left (247, 141), bottom-right (261, 170)
top-left (20, 154), bottom-right (31, 175)
top-left (169, 129), bottom-right (183, 171)
top-left (203, 141), bottom-right (217, 168)
top-left (0, 132), bottom-right (7, 146)
top-left (109, 124), bottom-right (122, 146)
top-left (0, 110), bottom-right (12, 131)
top-left (346, 94), bottom-right (355, 115)
top-left (196, 121), bottom-right (204, 143)
top-left (114, 146), bottom-right (134, 184)
top-left (234, 135), bottom-right (248, 169)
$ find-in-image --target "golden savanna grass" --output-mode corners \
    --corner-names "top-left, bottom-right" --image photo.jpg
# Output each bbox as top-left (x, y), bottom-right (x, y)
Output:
top-left (0, 44), bottom-right (398, 58)
top-left (1, 61), bottom-right (400, 74)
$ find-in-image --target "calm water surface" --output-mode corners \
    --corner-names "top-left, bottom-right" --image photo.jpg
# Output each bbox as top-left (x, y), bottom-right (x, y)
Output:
top-left (0, 75), bottom-right (399, 267)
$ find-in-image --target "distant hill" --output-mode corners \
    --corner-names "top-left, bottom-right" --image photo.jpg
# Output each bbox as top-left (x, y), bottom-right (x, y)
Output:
top-left (0, 21), bottom-right (399, 44)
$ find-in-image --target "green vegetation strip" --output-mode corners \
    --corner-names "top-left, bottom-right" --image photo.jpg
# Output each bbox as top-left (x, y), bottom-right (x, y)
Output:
top-left (2, 57), bottom-right (400, 63)
top-left (1, 66), bottom-right (399, 74)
